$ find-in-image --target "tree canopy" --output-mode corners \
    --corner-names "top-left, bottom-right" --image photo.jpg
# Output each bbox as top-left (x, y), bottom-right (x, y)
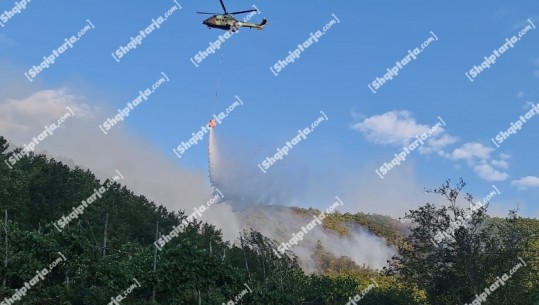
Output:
top-left (0, 136), bottom-right (537, 304)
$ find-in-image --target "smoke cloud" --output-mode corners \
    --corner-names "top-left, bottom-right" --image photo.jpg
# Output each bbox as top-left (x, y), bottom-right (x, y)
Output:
top-left (0, 83), bottom-right (396, 272)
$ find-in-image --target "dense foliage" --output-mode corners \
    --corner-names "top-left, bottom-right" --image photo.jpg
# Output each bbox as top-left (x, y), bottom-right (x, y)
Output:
top-left (0, 136), bottom-right (537, 304)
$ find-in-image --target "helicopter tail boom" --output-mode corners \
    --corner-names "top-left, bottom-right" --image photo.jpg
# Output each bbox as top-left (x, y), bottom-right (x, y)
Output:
top-left (237, 18), bottom-right (267, 30)
top-left (258, 18), bottom-right (268, 28)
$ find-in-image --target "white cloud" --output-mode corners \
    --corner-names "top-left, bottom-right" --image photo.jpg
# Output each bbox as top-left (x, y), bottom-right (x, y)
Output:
top-left (353, 111), bottom-right (515, 183)
top-left (352, 111), bottom-right (429, 146)
top-left (509, 17), bottom-right (539, 32)
top-left (491, 159), bottom-right (509, 169)
top-left (350, 111), bottom-right (518, 183)
top-left (0, 89), bottom-right (211, 212)
top-left (0, 33), bottom-right (14, 47)
top-left (511, 176), bottom-right (539, 190)
top-left (418, 134), bottom-right (459, 155)
top-left (351, 111), bottom-right (453, 156)
top-left (0, 89), bottom-right (92, 133)
top-left (443, 143), bottom-right (510, 182)
top-left (450, 142), bottom-right (493, 161)
top-left (499, 153), bottom-right (511, 160)
top-left (474, 164), bottom-right (509, 181)
top-left (524, 101), bottom-right (538, 109)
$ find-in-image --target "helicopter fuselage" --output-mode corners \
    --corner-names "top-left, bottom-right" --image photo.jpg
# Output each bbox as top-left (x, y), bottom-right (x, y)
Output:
top-left (202, 14), bottom-right (238, 30)
top-left (198, 0), bottom-right (266, 31)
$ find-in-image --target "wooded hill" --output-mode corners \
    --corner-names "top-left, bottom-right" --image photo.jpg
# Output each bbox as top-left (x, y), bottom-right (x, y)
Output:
top-left (0, 136), bottom-right (537, 305)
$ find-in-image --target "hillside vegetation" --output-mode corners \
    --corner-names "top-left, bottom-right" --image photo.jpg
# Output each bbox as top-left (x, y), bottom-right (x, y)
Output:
top-left (0, 136), bottom-right (537, 305)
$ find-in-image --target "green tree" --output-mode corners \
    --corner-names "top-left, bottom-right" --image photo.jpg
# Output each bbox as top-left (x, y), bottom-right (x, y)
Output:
top-left (389, 179), bottom-right (538, 305)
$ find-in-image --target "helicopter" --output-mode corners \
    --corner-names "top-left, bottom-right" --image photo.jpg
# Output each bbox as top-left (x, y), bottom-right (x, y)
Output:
top-left (197, 0), bottom-right (267, 31)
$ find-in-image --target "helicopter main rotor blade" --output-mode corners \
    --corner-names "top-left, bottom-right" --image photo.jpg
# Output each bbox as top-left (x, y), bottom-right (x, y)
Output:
top-left (219, 0), bottom-right (227, 14)
top-left (229, 9), bottom-right (258, 15)
top-left (197, 11), bottom-right (219, 14)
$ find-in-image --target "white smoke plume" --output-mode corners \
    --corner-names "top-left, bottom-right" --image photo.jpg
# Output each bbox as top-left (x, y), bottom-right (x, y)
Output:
top-left (0, 86), bottom-right (211, 213)
top-left (205, 128), bottom-right (396, 271)
top-left (208, 127), bottom-right (221, 190)
top-left (0, 81), bottom-right (396, 272)
top-left (234, 205), bottom-right (396, 271)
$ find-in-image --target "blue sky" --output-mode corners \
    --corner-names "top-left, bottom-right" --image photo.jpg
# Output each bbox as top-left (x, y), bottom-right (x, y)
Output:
top-left (0, 0), bottom-right (538, 218)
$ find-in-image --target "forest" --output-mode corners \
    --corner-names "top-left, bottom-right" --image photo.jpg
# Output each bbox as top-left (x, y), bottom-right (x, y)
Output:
top-left (0, 136), bottom-right (538, 305)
